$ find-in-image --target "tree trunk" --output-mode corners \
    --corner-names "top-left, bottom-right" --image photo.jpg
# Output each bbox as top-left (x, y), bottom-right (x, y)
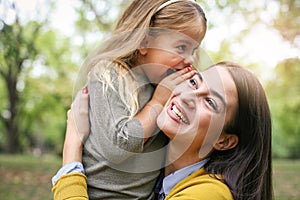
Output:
top-left (7, 81), bottom-right (20, 153)
top-left (3, 64), bottom-right (20, 154)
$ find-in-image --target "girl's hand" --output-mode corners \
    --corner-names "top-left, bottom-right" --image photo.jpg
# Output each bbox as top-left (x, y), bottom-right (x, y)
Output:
top-left (62, 87), bottom-right (89, 166)
top-left (135, 67), bottom-right (196, 141)
top-left (150, 67), bottom-right (197, 107)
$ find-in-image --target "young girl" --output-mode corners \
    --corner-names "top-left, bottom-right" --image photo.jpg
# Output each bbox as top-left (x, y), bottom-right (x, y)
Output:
top-left (53, 0), bottom-right (207, 199)
top-left (53, 62), bottom-right (273, 200)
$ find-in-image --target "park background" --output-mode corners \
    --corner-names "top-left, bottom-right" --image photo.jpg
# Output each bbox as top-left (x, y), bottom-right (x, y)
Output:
top-left (0, 0), bottom-right (299, 199)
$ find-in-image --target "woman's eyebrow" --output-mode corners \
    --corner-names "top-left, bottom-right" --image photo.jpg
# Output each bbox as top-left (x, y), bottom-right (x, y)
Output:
top-left (196, 72), bottom-right (203, 81)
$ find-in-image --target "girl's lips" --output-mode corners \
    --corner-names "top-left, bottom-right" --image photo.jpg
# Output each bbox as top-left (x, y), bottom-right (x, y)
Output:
top-left (167, 102), bottom-right (189, 124)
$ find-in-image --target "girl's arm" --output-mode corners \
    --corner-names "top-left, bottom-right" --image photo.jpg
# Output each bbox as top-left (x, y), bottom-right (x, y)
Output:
top-left (86, 66), bottom-right (195, 163)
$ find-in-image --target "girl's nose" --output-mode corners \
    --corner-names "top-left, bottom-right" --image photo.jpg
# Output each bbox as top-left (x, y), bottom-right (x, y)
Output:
top-left (184, 54), bottom-right (194, 66)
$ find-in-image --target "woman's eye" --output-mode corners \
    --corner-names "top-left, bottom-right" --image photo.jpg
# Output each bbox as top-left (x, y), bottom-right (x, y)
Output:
top-left (189, 78), bottom-right (198, 88)
top-left (206, 98), bottom-right (218, 111)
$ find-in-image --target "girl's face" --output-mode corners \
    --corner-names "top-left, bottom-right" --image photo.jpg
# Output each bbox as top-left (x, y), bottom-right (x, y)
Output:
top-left (138, 22), bottom-right (205, 84)
top-left (157, 66), bottom-right (238, 156)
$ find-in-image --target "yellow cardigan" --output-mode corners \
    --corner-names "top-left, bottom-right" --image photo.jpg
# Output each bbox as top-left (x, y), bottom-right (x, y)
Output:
top-left (52, 168), bottom-right (233, 200)
top-left (165, 168), bottom-right (233, 200)
top-left (52, 172), bottom-right (88, 200)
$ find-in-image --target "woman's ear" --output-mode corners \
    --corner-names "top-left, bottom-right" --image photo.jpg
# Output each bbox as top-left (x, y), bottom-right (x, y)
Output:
top-left (214, 132), bottom-right (238, 151)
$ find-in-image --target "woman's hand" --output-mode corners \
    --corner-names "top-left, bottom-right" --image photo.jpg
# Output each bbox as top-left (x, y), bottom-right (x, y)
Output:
top-left (62, 87), bottom-right (89, 166)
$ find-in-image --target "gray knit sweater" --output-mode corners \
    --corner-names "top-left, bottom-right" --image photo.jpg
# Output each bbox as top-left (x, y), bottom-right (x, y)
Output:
top-left (83, 65), bottom-right (168, 199)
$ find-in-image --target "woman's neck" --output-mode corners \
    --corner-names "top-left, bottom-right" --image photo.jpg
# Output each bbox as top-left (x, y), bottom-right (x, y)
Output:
top-left (165, 141), bottom-right (202, 176)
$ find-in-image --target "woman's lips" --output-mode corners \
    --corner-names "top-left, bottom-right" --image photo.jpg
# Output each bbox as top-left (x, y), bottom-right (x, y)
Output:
top-left (167, 102), bottom-right (189, 124)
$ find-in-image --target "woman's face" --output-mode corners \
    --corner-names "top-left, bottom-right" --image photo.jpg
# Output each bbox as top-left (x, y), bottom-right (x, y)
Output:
top-left (138, 23), bottom-right (205, 84)
top-left (157, 66), bottom-right (238, 155)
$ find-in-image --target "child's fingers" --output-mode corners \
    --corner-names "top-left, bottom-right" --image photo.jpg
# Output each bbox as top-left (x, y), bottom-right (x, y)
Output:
top-left (168, 66), bottom-right (196, 79)
top-left (169, 69), bottom-right (197, 85)
top-left (178, 69), bottom-right (198, 82)
top-left (158, 67), bottom-right (197, 92)
top-left (167, 66), bottom-right (191, 77)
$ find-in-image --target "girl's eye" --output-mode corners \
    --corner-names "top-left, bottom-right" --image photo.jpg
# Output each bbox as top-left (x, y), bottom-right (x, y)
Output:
top-left (189, 78), bottom-right (198, 88)
top-left (177, 45), bottom-right (187, 53)
top-left (206, 98), bottom-right (218, 111)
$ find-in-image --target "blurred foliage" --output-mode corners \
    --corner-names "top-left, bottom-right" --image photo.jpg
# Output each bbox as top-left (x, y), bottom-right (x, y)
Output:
top-left (0, 18), bottom-right (42, 153)
top-left (0, 0), bottom-right (299, 158)
top-left (273, 0), bottom-right (300, 45)
top-left (0, 1), bottom-right (76, 154)
top-left (266, 58), bottom-right (300, 158)
top-left (73, 0), bottom-right (129, 58)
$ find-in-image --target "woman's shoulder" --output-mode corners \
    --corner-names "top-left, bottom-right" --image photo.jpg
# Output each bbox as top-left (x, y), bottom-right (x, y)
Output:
top-left (166, 168), bottom-right (233, 200)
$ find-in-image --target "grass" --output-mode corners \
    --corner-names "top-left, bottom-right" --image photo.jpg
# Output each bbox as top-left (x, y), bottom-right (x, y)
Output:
top-left (0, 154), bottom-right (61, 200)
top-left (0, 154), bottom-right (299, 200)
top-left (273, 159), bottom-right (300, 200)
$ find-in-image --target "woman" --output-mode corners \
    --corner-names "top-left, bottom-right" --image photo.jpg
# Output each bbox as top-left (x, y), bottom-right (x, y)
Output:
top-left (52, 62), bottom-right (273, 200)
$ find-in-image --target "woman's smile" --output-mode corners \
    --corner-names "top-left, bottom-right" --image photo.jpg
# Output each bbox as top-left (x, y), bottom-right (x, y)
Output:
top-left (167, 101), bottom-right (190, 125)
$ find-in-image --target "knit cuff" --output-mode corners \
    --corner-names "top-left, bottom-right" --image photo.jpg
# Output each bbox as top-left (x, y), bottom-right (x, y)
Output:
top-left (52, 172), bottom-right (88, 200)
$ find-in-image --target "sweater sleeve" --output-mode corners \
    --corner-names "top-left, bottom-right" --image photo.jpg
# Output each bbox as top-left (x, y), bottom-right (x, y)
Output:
top-left (52, 162), bottom-right (85, 186)
top-left (86, 67), bottom-right (146, 164)
top-left (52, 172), bottom-right (88, 200)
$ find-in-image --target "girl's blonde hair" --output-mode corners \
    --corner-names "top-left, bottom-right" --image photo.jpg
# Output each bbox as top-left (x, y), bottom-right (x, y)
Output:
top-left (82, 0), bottom-right (207, 117)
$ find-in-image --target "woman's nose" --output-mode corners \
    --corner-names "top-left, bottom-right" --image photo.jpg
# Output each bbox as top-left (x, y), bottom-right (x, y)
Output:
top-left (180, 89), bottom-right (196, 109)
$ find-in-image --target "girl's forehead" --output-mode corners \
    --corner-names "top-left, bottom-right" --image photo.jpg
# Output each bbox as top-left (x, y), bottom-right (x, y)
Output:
top-left (180, 18), bottom-right (206, 42)
top-left (149, 28), bottom-right (200, 47)
top-left (186, 27), bottom-right (205, 42)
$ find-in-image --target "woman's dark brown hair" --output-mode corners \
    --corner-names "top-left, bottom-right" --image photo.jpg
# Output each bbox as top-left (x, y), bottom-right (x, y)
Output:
top-left (206, 62), bottom-right (273, 200)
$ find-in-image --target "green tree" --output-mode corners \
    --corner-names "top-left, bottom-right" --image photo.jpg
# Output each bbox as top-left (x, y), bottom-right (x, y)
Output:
top-left (266, 58), bottom-right (300, 158)
top-left (273, 0), bottom-right (300, 46)
top-left (0, 1), bottom-right (76, 154)
top-left (0, 12), bottom-right (42, 153)
top-left (73, 0), bottom-right (129, 58)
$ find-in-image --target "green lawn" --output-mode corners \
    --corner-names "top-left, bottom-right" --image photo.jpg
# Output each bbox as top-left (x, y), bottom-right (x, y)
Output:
top-left (0, 154), bottom-right (299, 199)
top-left (0, 154), bottom-right (61, 200)
top-left (273, 159), bottom-right (300, 200)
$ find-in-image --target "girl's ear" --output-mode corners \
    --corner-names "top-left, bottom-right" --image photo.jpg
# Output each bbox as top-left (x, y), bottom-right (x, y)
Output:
top-left (214, 132), bottom-right (238, 151)
top-left (139, 47), bottom-right (148, 56)
top-left (138, 36), bottom-right (149, 56)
